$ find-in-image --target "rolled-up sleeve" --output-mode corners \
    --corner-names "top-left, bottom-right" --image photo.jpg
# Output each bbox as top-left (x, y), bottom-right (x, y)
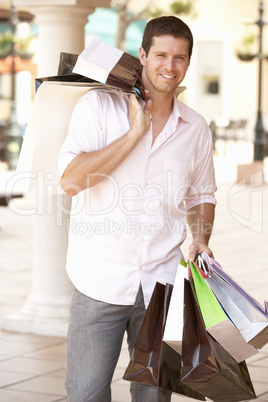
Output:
top-left (185, 124), bottom-right (217, 211)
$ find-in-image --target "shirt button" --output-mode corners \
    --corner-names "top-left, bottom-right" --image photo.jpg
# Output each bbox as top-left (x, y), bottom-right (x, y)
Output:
top-left (132, 291), bottom-right (136, 296)
top-left (145, 180), bottom-right (149, 187)
top-left (139, 266), bottom-right (143, 271)
top-left (140, 237), bottom-right (145, 242)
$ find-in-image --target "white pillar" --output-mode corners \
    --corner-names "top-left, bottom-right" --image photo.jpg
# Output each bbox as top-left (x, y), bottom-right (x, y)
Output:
top-left (32, 6), bottom-right (94, 76)
top-left (2, 1), bottom-right (109, 337)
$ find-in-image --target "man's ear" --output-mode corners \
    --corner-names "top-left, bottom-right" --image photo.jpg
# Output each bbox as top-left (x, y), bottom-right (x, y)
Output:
top-left (139, 46), bottom-right (146, 66)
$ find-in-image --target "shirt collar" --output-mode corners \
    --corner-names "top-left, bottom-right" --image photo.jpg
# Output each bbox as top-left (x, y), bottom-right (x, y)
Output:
top-left (172, 96), bottom-right (190, 125)
top-left (140, 94), bottom-right (190, 134)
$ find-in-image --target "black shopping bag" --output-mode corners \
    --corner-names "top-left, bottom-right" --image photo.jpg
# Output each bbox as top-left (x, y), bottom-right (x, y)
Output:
top-left (181, 279), bottom-right (256, 402)
top-left (123, 282), bottom-right (205, 400)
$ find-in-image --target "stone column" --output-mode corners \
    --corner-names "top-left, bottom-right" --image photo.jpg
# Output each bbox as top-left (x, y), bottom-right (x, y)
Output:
top-left (31, 5), bottom-right (94, 76)
top-left (2, 0), bottom-right (109, 337)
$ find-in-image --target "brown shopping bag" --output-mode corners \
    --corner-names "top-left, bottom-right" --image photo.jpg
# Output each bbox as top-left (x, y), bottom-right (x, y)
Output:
top-left (123, 282), bottom-right (205, 400)
top-left (36, 52), bottom-right (95, 86)
top-left (72, 37), bottom-right (144, 99)
top-left (181, 278), bottom-right (256, 402)
top-left (36, 39), bottom-right (145, 99)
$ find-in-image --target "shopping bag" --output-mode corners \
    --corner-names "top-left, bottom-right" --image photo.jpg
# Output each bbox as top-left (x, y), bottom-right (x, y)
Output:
top-left (36, 48), bottom-right (143, 98)
top-left (36, 51), bottom-right (95, 86)
top-left (72, 37), bottom-right (144, 99)
top-left (189, 261), bottom-right (257, 362)
top-left (17, 81), bottom-right (107, 193)
top-left (163, 260), bottom-right (188, 355)
top-left (123, 282), bottom-right (205, 400)
top-left (57, 51), bottom-right (80, 76)
top-left (181, 278), bottom-right (256, 402)
top-left (200, 252), bottom-right (268, 349)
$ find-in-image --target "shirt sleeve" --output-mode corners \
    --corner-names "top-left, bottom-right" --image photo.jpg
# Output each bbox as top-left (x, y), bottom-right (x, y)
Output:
top-left (184, 122), bottom-right (217, 211)
top-left (57, 90), bottom-right (104, 179)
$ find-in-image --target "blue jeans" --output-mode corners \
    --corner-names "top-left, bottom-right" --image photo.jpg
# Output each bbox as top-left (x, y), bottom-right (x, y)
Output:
top-left (65, 286), bottom-right (171, 402)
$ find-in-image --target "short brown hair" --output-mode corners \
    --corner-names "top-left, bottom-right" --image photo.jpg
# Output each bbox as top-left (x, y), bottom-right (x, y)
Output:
top-left (141, 16), bottom-right (193, 59)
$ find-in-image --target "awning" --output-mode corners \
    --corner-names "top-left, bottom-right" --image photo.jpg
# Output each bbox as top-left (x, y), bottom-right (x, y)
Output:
top-left (0, 7), bottom-right (34, 23)
top-left (0, 55), bottom-right (36, 74)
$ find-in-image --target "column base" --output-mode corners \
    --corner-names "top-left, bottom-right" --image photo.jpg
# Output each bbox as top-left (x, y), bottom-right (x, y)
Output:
top-left (1, 312), bottom-right (68, 337)
top-left (1, 292), bottom-right (71, 337)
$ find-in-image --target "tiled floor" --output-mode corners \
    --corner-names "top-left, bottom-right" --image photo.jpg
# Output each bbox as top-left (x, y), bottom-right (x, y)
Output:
top-left (0, 331), bottom-right (67, 401)
top-left (1, 160), bottom-right (268, 401)
top-left (0, 329), bottom-right (268, 401)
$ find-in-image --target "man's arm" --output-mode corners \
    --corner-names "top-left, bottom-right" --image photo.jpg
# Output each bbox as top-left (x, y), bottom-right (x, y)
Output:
top-left (60, 95), bottom-right (152, 196)
top-left (187, 202), bottom-right (215, 261)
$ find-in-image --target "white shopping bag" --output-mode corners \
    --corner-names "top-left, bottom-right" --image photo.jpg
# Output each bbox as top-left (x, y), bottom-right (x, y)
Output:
top-left (73, 37), bottom-right (144, 98)
top-left (73, 38), bottom-right (124, 83)
top-left (163, 260), bottom-right (188, 355)
top-left (200, 252), bottom-right (268, 350)
top-left (16, 81), bottom-right (111, 194)
top-left (191, 260), bottom-right (258, 362)
top-left (206, 273), bottom-right (268, 349)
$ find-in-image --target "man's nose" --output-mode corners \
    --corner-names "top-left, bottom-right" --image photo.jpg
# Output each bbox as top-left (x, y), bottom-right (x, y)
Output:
top-left (165, 57), bottom-right (175, 70)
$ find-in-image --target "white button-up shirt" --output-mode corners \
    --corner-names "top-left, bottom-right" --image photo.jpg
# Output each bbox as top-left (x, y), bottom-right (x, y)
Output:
top-left (58, 89), bottom-right (216, 308)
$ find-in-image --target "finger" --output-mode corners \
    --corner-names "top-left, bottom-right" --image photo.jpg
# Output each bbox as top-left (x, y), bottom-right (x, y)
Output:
top-left (130, 94), bottom-right (139, 107)
top-left (188, 244), bottom-right (198, 262)
top-left (144, 99), bottom-right (152, 116)
top-left (206, 249), bottom-right (214, 259)
top-left (144, 89), bottom-right (150, 98)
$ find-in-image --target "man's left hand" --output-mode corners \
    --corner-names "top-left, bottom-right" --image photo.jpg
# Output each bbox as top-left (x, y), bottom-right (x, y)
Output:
top-left (188, 241), bottom-right (214, 262)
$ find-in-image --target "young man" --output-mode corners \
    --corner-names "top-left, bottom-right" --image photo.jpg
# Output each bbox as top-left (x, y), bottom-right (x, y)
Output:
top-left (59, 16), bottom-right (216, 402)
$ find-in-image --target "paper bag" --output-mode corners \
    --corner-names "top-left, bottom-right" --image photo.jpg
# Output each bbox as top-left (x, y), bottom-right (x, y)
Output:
top-left (163, 259), bottom-right (188, 355)
top-left (123, 282), bottom-right (205, 400)
top-left (181, 279), bottom-right (256, 402)
top-left (200, 252), bottom-right (268, 349)
top-left (16, 81), bottom-right (108, 193)
top-left (36, 52), bottom-right (104, 86)
top-left (189, 261), bottom-right (257, 362)
top-left (73, 37), bottom-right (144, 99)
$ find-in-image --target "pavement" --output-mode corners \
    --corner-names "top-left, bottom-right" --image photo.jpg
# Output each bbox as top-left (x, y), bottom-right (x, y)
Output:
top-left (0, 143), bottom-right (268, 402)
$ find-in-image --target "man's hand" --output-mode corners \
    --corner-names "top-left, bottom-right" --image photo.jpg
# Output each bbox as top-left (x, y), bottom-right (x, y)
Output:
top-left (188, 241), bottom-right (214, 262)
top-left (128, 94), bottom-right (152, 141)
top-left (61, 93), bottom-right (152, 196)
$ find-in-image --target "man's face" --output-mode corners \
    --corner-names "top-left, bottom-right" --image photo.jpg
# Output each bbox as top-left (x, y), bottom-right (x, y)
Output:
top-left (139, 35), bottom-right (190, 96)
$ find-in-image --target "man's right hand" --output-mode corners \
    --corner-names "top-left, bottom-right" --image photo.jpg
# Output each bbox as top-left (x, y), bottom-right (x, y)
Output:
top-left (128, 94), bottom-right (152, 141)
top-left (61, 93), bottom-right (153, 196)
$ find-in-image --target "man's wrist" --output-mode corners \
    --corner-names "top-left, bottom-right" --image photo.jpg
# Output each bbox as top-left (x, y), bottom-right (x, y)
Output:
top-left (191, 236), bottom-right (210, 246)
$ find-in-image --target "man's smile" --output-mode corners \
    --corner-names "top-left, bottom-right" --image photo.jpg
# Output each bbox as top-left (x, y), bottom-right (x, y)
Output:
top-left (160, 74), bottom-right (176, 79)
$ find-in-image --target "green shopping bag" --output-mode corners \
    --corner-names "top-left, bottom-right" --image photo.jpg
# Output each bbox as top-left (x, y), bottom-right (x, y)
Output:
top-left (190, 261), bottom-right (226, 328)
top-left (188, 261), bottom-right (257, 362)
